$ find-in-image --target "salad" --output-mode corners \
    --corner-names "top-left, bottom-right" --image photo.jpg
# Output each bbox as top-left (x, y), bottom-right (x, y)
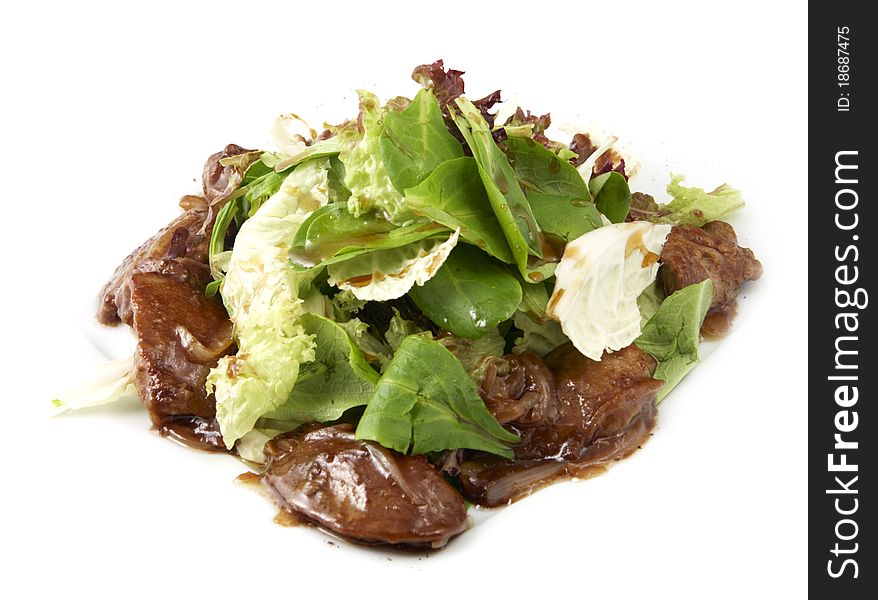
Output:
top-left (54, 60), bottom-right (762, 549)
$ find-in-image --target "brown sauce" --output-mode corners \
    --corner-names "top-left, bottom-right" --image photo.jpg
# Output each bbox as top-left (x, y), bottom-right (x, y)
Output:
top-left (235, 471), bottom-right (263, 486)
top-left (701, 302), bottom-right (738, 340)
top-left (462, 345), bottom-right (662, 507)
top-left (273, 509), bottom-right (308, 527)
top-left (158, 417), bottom-right (228, 453)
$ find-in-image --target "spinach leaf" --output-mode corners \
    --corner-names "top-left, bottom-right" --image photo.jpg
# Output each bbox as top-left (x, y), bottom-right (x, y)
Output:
top-left (404, 156), bottom-right (514, 263)
top-left (290, 203), bottom-right (449, 267)
top-left (589, 171), bottom-right (631, 224)
top-left (356, 334), bottom-right (519, 457)
top-left (264, 313), bottom-right (380, 422)
top-left (504, 136), bottom-right (603, 241)
top-left (450, 97), bottom-right (543, 277)
top-left (635, 279), bottom-right (713, 402)
top-left (380, 89), bottom-right (464, 192)
top-left (408, 244), bottom-right (522, 339)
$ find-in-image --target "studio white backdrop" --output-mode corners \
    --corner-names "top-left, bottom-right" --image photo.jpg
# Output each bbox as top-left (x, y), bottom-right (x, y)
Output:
top-left (1, 2), bottom-right (807, 598)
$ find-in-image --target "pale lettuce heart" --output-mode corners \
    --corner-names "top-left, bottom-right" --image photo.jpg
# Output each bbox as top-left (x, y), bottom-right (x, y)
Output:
top-left (50, 354), bottom-right (137, 416)
top-left (327, 229), bottom-right (460, 302)
top-left (271, 113), bottom-right (312, 158)
top-left (546, 221), bottom-right (672, 361)
top-left (207, 158), bottom-right (333, 448)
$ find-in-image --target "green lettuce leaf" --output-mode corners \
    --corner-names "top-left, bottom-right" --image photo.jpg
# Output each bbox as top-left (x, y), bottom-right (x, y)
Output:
top-left (340, 91), bottom-right (411, 221)
top-left (503, 136), bottom-right (602, 241)
top-left (386, 309), bottom-right (424, 352)
top-left (356, 335), bottom-right (519, 458)
top-left (659, 174), bottom-right (745, 226)
top-left (290, 203), bottom-right (448, 268)
top-left (632, 175), bottom-right (745, 227)
top-left (404, 156), bottom-right (514, 264)
top-left (243, 170), bottom-right (288, 217)
top-left (380, 88), bottom-right (463, 191)
top-left (450, 97), bottom-right (543, 276)
top-left (589, 171), bottom-right (631, 224)
top-left (408, 244), bottom-right (522, 339)
top-left (207, 159), bottom-right (335, 448)
top-left (337, 318), bottom-right (392, 368)
top-left (330, 289), bottom-right (367, 321)
top-left (262, 314), bottom-right (379, 423)
top-left (512, 311), bottom-right (569, 357)
top-left (240, 158), bottom-right (274, 185)
top-left (637, 279), bottom-right (666, 328)
top-left (327, 229), bottom-right (460, 302)
top-left (268, 136), bottom-right (343, 172)
top-left (207, 168), bottom-right (290, 283)
top-left (635, 279), bottom-right (713, 402)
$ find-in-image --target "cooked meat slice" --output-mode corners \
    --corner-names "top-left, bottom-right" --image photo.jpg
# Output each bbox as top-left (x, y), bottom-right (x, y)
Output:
top-left (542, 343), bottom-right (659, 440)
top-left (98, 207), bottom-right (211, 325)
top-left (98, 143), bottom-right (254, 325)
top-left (96, 145), bottom-right (254, 448)
top-left (159, 416), bottom-right (226, 452)
top-left (479, 353), bottom-right (557, 425)
top-left (262, 423), bottom-right (468, 548)
top-left (129, 271), bottom-right (233, 433)
top-left (460, 344), bottom-right (661, 507)
top-left (660, 221), bottom-right (762, 337)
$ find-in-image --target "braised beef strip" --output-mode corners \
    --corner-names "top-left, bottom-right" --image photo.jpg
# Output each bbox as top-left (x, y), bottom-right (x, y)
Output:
top-left (660, 221), bottom-right (763, 337)
top-left (129, 271), bottom-right (233, 450)
top-left (96, 145), bottom-right (249, 449)
top-left (459, 344), bottom-right (662, 507)
top-left (261, 423), bottom-right (468, 548)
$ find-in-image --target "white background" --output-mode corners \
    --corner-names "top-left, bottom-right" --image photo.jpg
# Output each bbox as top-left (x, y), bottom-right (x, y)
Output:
top-left (2, 1), bottom-right (807, 598)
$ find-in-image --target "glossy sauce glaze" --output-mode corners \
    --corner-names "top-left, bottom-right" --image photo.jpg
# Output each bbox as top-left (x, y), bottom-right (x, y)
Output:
top-left (259, 423), bottom-right (468, 549)
top-left (460, 344), bottom-right (662, 507)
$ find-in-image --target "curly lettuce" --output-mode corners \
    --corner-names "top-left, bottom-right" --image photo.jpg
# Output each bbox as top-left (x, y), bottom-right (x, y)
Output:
top-left (661, 174), bottom-right (744, 226)
top-left (340, 91), bottom-right (410, 222)
top-left (207, 158), bottom-right (333, 448)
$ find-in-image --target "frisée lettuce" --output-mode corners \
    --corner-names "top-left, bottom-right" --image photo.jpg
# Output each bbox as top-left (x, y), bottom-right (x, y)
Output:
top-left (207, 158), bottom-right (334, 448)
